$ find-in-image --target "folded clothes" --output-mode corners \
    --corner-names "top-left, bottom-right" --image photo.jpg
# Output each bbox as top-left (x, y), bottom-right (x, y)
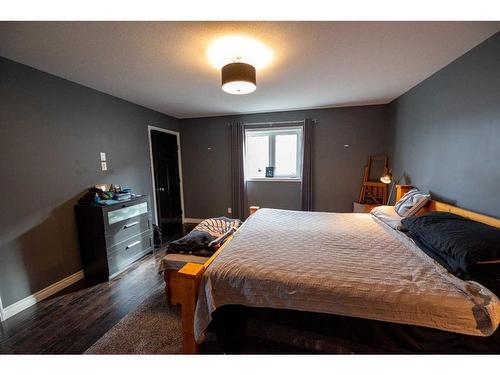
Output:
top-left (167, 217), bottom-right (241, 257)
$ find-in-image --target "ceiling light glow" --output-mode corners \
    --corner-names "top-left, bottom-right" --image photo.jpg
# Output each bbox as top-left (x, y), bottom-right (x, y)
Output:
top-left (207, 35), bottom-right (273, 70)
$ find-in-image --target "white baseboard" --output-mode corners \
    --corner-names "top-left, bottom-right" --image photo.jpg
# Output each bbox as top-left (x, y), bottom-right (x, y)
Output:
top-left (183, 218), bottom-right (204, 224)
top-left (1, 270), bottom-right (84, 321)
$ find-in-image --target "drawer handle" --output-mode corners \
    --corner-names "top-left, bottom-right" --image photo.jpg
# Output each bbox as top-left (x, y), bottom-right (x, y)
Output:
top-left (125, 240), bottom-right (141, 250)
top-left (124, 221), bottom-right (139, 229)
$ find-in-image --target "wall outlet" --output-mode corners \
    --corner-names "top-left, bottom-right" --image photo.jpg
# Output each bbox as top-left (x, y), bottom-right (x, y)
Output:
top-left (100, 152), bottom-right (106, 161)
top-left (227, 207), bottom-right (232, 214)
top-left (101, 161), bottom-right (108, 171)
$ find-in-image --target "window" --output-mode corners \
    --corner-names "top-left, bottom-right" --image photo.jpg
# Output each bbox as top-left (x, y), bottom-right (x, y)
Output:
top-left (244, 126), bottom-right (303, 180)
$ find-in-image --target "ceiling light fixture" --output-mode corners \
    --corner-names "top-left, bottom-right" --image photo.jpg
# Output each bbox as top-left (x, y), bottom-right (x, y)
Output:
top-left (221, 61), bottom-right (256, 95)
top-left (207, 35), bottom-right (272, 95)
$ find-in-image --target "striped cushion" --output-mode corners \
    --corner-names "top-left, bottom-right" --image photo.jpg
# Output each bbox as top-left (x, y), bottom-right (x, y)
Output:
top-left (394, 188), bottom-right (430, 217)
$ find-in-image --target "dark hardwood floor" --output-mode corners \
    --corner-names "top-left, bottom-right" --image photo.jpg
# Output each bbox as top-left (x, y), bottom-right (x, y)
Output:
top-left (0, 251), bottom-right (166, 354)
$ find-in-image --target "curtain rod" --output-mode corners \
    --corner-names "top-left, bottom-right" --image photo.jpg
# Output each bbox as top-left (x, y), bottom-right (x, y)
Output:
top-left (227, 119), bottom-right (318, 126)
top-left (243, 120), bottom-right (305, 126)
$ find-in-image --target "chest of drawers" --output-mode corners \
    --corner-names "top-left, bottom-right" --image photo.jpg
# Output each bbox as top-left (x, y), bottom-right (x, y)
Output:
top-left (75, 196), bottom-right (153, 283)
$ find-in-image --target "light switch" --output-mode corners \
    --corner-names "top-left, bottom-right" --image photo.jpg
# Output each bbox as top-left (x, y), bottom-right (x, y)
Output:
top-left (101, 162), bottom-right (108, 171)
top-left (227, 207), bottom-right (232, 214)
top-left (100, 152), bottom-right (106, 161)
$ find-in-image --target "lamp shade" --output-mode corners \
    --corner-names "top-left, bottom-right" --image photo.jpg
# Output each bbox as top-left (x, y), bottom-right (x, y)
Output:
top-left (221, 62), bottom-right (256, 95)
top-left (380, 172), bottom-right (392, 184)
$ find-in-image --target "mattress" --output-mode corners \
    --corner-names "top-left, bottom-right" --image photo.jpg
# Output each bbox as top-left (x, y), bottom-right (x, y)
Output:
top-left (194, 208), bottom-right (500, 342)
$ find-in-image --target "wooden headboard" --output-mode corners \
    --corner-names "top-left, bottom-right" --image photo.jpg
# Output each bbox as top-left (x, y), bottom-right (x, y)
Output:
top-left (395, 185), bottom-right (500, 229)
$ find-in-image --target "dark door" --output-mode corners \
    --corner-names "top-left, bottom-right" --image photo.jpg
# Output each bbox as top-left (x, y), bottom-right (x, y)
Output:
top-left (151, 130), bottom-right (183, 238)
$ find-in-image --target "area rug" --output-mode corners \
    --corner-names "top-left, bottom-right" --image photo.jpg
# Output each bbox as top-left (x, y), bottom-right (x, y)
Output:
top-left (84, 285), bottom-right (365, 354)
top-left (85, 286), bottom-right (182, 354)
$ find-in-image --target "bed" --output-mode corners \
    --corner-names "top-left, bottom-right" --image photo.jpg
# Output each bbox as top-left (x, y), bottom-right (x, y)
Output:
top-left (168, 185), bottom-right (500, 353)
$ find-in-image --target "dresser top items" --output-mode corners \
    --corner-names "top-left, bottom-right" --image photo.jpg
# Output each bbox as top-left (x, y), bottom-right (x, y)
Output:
top-left (78, 184), bottom-right (143, 206)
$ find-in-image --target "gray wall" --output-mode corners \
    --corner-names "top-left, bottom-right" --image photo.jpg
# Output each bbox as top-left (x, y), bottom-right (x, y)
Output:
top-left (389, 31), bottom-right (500, 217)
top-left (180, 105), bottom-right (390, 218)
top-left (0, 57), bottom-right (180, 307)
top-left (246, 181), bottom-right (302, 212)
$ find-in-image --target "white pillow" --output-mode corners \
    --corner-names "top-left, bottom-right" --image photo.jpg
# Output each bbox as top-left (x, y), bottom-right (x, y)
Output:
top-left (394, 188), bottom-right (430, 217)
top-left (370, 205), bottom-right (403, 230)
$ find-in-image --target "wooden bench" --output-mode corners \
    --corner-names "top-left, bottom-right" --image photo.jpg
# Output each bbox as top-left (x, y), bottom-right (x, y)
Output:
top-left (163, 234), bottom-right (235, 353)
top-left (163, 206), bottom-right (260, 353)
top-left (163, 254), bottom-right (210, 306)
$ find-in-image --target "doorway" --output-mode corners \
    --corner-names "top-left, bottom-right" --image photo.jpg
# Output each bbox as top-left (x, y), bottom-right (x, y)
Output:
top-left (148, 126), bottom-right (184, 242)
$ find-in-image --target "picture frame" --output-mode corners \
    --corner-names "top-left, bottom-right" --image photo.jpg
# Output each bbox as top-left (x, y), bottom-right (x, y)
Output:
top-left (265, 166), bottom-right (275, 178)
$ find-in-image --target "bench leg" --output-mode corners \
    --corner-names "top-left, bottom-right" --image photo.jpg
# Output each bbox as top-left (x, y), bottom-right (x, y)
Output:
top-left (180, 276), bottom-right (199, 354)
top-left (166, 262), bottom-right (206, 354)
top-left (163, 271), bottom-right (172, 306)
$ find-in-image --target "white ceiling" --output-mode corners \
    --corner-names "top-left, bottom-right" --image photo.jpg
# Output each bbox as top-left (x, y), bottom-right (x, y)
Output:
top-left (0, 22), bottom-right (499, 118)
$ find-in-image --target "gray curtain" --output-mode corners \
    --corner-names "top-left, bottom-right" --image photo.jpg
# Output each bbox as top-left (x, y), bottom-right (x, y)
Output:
top-left (230, 122), bottom-right (245, 220)
top-left (301, 118), bottom-right (314, 211)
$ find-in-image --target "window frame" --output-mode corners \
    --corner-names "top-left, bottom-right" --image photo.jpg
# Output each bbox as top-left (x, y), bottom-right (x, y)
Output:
top-left (244, 125), bottom-right (303, 182)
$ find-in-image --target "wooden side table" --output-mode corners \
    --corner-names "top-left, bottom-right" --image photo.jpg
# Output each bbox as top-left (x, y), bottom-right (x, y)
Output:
top-left (249, 206), bottom-right (260, 215)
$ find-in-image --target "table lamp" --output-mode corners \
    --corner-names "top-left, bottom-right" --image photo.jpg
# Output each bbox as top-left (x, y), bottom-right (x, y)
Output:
top-left (380, 171), bottom-right (402, 205)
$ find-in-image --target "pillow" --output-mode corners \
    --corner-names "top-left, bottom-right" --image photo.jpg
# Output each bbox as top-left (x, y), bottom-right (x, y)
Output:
top-left (370, 205), bottom-right (403, 230)
top-left (401, 211), bottom-right (500, 279)
top-left (394, 188), bottom-right (430, 217)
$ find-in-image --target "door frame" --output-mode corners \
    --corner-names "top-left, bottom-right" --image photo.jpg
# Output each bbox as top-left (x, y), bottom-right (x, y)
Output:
top-left (0, 295), bottom-right (4, 322)
top-left (147, 125), bottom-right (185, 226)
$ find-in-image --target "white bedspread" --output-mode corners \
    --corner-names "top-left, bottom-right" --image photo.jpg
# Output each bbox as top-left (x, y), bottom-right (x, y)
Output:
top-left (194, 208), bottom-right (500, 342)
